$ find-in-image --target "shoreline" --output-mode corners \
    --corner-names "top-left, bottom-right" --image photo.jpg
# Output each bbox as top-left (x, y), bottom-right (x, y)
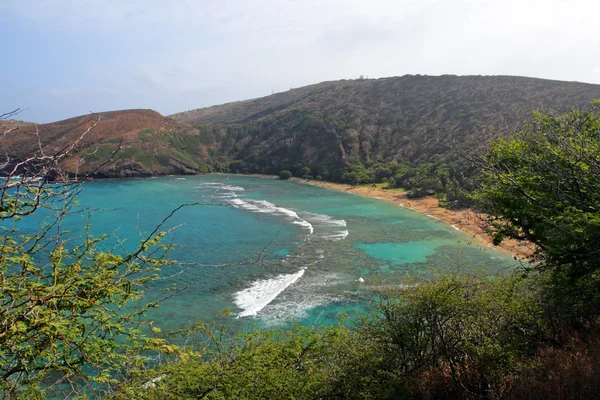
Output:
top-left (290, 177), bottom-right (535, 260)
top-left (78, 172), bottom-right (534, 259)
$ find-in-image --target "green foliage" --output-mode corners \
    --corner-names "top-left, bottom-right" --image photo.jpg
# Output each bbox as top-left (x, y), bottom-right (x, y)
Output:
top-left (341, 156), bottom-right (375, 185)
top-left (354, 274), bottom-right (549, 398)
top-left (300, 166), bottom-right (311, 177)
top-left (388, 157), bottom-right (477, 202)
top-left (137, 128), bottom-right (156, 142)
top-left (278, 170), bottom-right (292, 180)
top-left (117, 324), bottom-right (353, 400)
top-left (82, 144), bottom-right (120, 164)
top-left (0, 180), bottom-right (188, 397)
top-left (116, 273), bottom-right (553, 399)
top-left (152, 131), bottom-right (205, 155)
top-left (117, 147), bottom-right (157, 167)
top-left (474, 107), bottom-right (600, 322)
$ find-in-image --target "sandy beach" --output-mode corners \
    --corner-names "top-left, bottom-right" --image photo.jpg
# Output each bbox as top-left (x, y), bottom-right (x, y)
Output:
top-left (291, 178), bottom-right (535, 260)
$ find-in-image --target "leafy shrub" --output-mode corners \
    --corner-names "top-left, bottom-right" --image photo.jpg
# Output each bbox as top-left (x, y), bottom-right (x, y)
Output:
top-left (116, 324), bottom-right (352, 400)
top-left (300, 166), bottom-right (311, 177)
top-left (279, 170), bottom-right (292, 180)
top-left (117, 273), bottom-right (553, 399)
top-left (355, 274), bottom-right (550, 398)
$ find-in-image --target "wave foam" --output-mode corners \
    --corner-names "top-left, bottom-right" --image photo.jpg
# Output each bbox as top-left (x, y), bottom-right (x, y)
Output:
top-left (305, 213), bottom-right (347, 227)
top-left (196, 182), bottom-right (223, 186)
top-left (256, 273), bottom-right (349, 325)
top-left (326, 230), bottom-right (349, 240)
top-left (228, 200), bottom-right (348, 241)
top-left (303, 213), bottom-right (348, 241)
top-left (235, 269), bottom-right (305, 318)
top-left (195, 183), bottom-right (245, 191)
top-left (229, 199), bottom-right (314, 234)
top-left (258, 294), bottom-right (332, 326)
top-left (193, 182), bottom-right (246, 201)
top-left (424, 213), bottom-right (441, 221)
top-left (221, 185), bottom-right (245, 192)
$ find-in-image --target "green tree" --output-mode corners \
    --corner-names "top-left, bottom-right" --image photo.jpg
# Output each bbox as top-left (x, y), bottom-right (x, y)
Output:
top-left (355, 274), bottom-right (548, 398)
top-left (476, 108), bottom-right (600, 269)
top-left (475, 107), bottom-right (600, 321)
top-left (385, 177), bottom-right (396, 189)
top-left (278, 170), bottom-right (292, 180)
top-left (300, 166), bottom-right (311, 177)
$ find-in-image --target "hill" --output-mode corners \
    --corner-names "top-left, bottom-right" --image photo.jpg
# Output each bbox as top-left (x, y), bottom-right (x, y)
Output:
top-left (4, 75), bottom-right (600, 181)
top-left (171, 75), bottom-right (600, 174)
top-left (171, 81), bottom-right (342, 125)
top-left (2, 109), bottom-right (225, 178)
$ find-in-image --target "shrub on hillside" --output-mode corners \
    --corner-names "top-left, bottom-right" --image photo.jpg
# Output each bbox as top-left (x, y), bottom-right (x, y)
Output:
top-left (352, 273), bottom-right (550, 398)
top-left (279, 170), bottom-right (292, 180)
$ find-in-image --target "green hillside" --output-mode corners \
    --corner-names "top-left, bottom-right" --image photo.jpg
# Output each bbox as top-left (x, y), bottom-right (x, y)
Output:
top-left (4, 75), bottom-right (599, 183)
top-left (172, 75), bottom-right (600, 173)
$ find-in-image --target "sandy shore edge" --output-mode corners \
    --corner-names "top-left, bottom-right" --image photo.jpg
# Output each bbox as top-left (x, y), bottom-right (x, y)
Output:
top-left (288, 177), bottom-right (534, 260)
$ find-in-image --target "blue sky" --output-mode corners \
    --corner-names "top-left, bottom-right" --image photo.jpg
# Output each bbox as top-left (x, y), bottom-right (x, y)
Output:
top-left (2, 0), bottom-right (600, 123)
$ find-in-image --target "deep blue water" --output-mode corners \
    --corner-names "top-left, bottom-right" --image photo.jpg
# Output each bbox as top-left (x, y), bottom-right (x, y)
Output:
top-left (15, 175), bottom-right (518, 331)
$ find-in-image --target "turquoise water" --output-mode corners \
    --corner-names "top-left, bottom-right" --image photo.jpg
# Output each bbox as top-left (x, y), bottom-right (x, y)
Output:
top-left (17, 175), bottom-right (518, 331)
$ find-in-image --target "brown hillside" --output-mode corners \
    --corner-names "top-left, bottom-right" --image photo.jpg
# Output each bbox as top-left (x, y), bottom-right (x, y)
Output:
top-left (171, 81), bottom-right (341, 125)
top-left (2, 109), bottom-right (219, 178)
top-left (171, 75), bottom-right (600, 172)
top-left (1, 119), bottom-right (35, 131)
top-left (5, 75), bottom-right (600, 180)
top-left (7, 109), bottom-right (180, 152)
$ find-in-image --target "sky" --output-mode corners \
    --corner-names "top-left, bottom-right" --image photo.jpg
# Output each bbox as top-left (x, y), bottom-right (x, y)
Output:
top-left (2, 0), bottom-right (600, 123)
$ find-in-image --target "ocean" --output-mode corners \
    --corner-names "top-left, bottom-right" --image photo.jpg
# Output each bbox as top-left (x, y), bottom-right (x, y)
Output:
top-left (19, 174), bottom-right (518, 332)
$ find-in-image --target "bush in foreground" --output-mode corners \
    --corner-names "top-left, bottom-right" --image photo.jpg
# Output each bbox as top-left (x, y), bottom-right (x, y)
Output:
top-left (118, 273), bottom-right (553, 399)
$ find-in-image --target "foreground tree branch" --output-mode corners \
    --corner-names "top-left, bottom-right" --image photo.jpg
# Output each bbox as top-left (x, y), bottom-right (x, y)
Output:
top-left (0, 110), bottom-right (186, 398)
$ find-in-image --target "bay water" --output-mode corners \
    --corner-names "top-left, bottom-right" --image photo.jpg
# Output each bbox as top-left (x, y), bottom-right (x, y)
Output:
top-left (20, 174), bottom-right (518, 332)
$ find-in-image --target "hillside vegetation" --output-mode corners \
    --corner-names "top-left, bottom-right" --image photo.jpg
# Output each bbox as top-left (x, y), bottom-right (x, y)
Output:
top-left (4, 75), bottom-right (600, 190)
top-left (172, 75), bottom-right (600, 170)
top-left (2, 109), bottom-right (225, 178)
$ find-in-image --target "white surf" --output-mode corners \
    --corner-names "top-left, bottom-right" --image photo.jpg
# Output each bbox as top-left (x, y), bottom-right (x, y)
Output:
top-left (228, 199), bottom-right (314, 234)
top-left (235, 268), bottom-right (306, 318)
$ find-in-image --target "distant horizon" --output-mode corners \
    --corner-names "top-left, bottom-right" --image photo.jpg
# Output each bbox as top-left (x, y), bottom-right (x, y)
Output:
top-left (7, 73), bottom-right (600, 124)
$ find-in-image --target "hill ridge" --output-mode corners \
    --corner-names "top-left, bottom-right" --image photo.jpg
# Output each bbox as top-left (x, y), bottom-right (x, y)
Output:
top-left (3, 75), bottom-right (600, 180)
top-left (171, 74), bottom-right (600, 126)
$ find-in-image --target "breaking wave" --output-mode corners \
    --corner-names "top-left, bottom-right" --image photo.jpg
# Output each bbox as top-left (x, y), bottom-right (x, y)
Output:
top-left (221, 185), bottom-right (245, 192)
top-left (228, 199), bottom-right (314, 234)
top-left (235, 269), bottom-right (306, 318)
top-left (194, 182), bottom-right (246, 200)
top-left (256, 273), bottom-right (350, 325)
top-left (303, 212), bottom-right (348, 241)
top-left (228, 200), bottom-right (349, 241)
